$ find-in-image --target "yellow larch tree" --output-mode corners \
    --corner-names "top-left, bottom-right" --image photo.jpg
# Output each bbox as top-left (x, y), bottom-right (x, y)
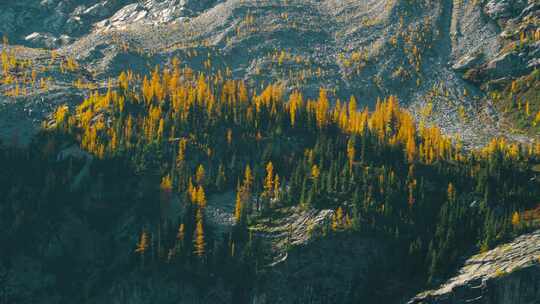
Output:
top-left (160, 174), bottom-right (173, 202)
top-left (243, 164), bottom-right (254, 191)
top-left (447, 183), bottom-right (456, 202)
top-left (238, 80), bottom-right (248, 104)
top-left (331, 207), bottom-right (344, 231)
top-left (195, 164), bottom-right (205, 185)
top-left (511, 211), bottom-right (521, 229)
top-left (193, 209), bottom-right (206, 257)
top-left (176, 138), bottom-right (187, 168)
top-left (264, 161), bottom-right (274, 198)
top-left (135, 230), bottom-right (149, 254)
top-left (347, 137), bottom-right (355, 173)
top-left (406, 133), bottom-right (417, 163)
top-left (177, 223), bottom-right (185, 242)
top-left (311, 164), bottom-right (320, 180)
top-left (234, 185), bottom-right (244, 223)
top-left (196, 186), bottom-right (207, 209)
top-left (348, 95), bottom-right (357, 117)
top-left (315, 88), bottom-right (329, 129)
top-left (135, 230), bottom-right (150, 266)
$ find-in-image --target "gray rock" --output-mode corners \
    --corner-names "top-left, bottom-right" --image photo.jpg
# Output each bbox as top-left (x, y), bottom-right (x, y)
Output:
top-left (531, 41), bottom-right (540, 54)
top-left (484, 0), bottom-right (513, 20)
top-left (517, 2), bottom-right (540, 19)
top-left (24, 32), bottom-right (59, 48)
top-left (58, 34), bottom-right (74, 45)
top-left (254, 233), bottom-right (385, 304)
top-left (64, 16), bottom-right (85, 35)
top-left (83, 1), bottom-right (113, 18)
top-left (527, 58), bottom-right (540, 69)
top-left (40, 0), bottom-right (58, 9)
top-left (452, 53), bottom-right (483, 72)
top-left (0, 0), bottom-right (537, 150)
top-left (500, 29), bottom-right (517, 39)
top-left (408, 230), bottom-right (540, 304)
top-left (486, 51), bottom-right (529, 78)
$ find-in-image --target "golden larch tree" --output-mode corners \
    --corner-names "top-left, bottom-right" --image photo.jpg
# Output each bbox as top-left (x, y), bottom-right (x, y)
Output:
top-left (196, 186), bottom-right (207, 208)
top-left (264, 162), bottom-right (274, 198)
top-left (347, 137), bottom-right (355, 173)
top-left (193, 209), bottom-right (206, 257)
top-left (511, 211), bottom-right (521, 228)
top-left (234, 186), bottom-right (244, 223)
top-left (195, 164), bottom-right (205, 185)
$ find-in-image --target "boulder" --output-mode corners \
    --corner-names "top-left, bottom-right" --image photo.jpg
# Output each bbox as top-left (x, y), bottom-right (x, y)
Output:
top-left (24, 32), bottom-right (59, 48)
top-left (452, 53), bottom-right (483, 72)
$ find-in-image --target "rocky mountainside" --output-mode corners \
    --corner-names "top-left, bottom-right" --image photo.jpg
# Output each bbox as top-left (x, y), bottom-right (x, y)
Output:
top-left (408, 229), bottom-right (540, 304)
top-left (0, 0), bottom-right (539, 146)
top-left (0, 1), bottom-right (539, 304)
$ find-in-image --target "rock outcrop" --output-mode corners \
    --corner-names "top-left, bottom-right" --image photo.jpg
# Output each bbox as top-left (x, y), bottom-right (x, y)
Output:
top-left (253, 234), bottom-right (384, 304)
top-left (408, 230), bottom-right (540, 304)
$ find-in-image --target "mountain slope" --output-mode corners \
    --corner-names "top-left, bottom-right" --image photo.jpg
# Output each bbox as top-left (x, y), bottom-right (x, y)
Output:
top-left (0, 0), bottom-right (538, 147)
top-left (408, 229), bottom-right (540, 304)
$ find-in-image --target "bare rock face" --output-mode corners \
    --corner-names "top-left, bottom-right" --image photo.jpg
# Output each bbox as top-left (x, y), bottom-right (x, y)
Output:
top-left (484, 0), bottom-right (513, 20)
top-left (484, 0), bottom-right (530, 21)
top-left (486, 51), bottom-right (530, 79)
top-left (452, 53), bottom-right (483, 72)
top-left (96, 0), bottom-right (220, 29)
top-left (24, 32), bottom-right (61, 48)
top-left (408, 230), bottom-right (540, 304)
top-left (254, 234), bottom-right (384, 304)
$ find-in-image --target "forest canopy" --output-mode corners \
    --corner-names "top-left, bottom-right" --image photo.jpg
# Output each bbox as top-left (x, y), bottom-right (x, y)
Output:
top-left (1, 62), bottom-right (539, 302)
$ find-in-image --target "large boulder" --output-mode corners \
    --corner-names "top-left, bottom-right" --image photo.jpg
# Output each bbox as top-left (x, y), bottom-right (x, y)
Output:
top-left (452, 53), bottom-right (484, 72)
top-left (24, 32), bottom-right (60, 49)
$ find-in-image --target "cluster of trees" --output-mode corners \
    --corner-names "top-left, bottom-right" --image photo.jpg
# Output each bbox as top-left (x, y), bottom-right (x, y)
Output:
top-left (0, 57), bottom-right (537, 302)
top-left (1, 45), bottom-right (38, 96)
top-left (0, 131), bottom-right (264, 303)
top-left (516, 28), bottom-right (540, 50)
top-left (47, 62), bottom-right (540, 286)
top-left (1, 36), bottom-right (88, 97)
top-left (491, 69), bottom-right (540, 132)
